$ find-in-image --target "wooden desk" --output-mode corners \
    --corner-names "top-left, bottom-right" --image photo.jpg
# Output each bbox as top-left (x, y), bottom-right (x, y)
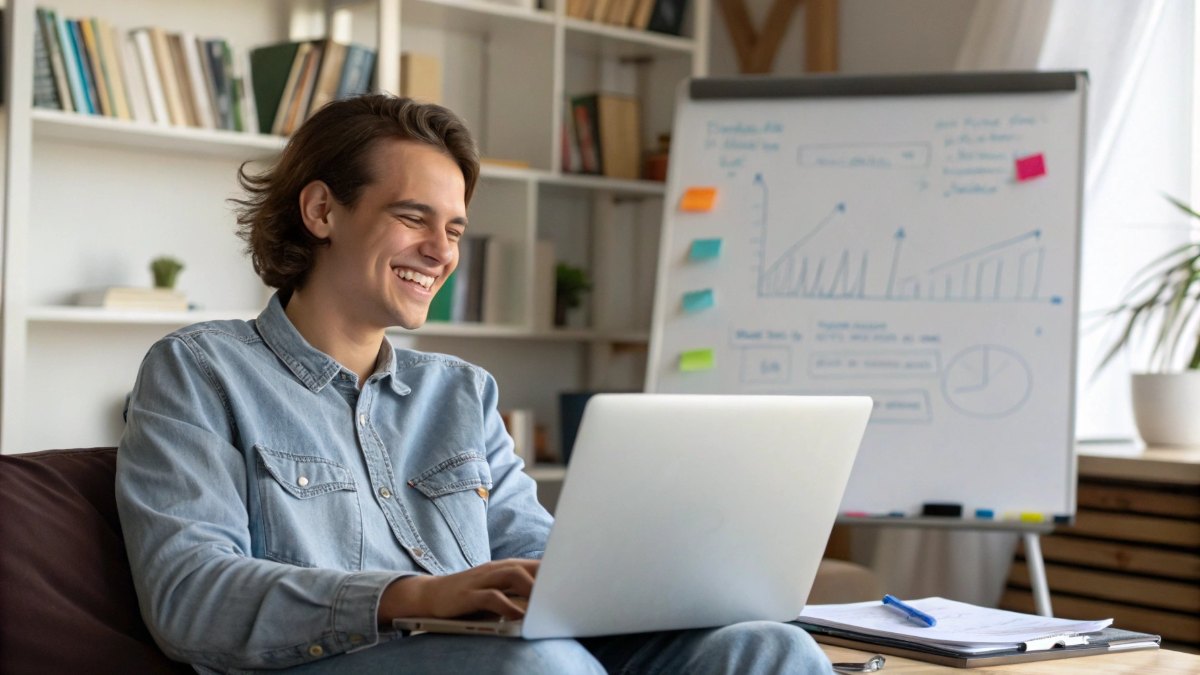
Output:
top-left (1000, 443), bottom-right (1200, 648)
top-left (820, 642), bottom-right (1199, 673)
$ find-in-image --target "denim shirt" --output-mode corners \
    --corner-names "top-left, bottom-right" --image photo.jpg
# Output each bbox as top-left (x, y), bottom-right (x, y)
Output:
top-left (115, 294), bottom-right (553, 672)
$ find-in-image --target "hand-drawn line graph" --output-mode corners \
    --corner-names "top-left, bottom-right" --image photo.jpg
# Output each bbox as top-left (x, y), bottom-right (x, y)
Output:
top-left (750, 173), bottom-right (1061, 304)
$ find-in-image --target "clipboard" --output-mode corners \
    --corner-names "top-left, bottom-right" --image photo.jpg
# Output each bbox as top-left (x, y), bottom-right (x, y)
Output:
top-left (800, 624), bottom-right (1160, 668)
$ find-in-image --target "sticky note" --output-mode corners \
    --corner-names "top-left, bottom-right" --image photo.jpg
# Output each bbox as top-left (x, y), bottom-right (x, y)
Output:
top-left (689, 238), bottom-right (723, 261)
top-left (1015, 153), bottom-right (1046, 181)
top-left (680, 187), bottom-right (717, 212)
top-left (682, 289), bottom-right (715, 313)
top-left (679, 348), bottom-right (715, 372)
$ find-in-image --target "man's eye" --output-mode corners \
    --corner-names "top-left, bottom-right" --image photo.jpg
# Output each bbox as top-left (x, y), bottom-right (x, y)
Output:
top-left (448, 229), bottom-right (465, 240)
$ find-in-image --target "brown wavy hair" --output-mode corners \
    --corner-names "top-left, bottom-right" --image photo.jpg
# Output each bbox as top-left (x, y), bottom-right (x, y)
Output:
top-left (231, 94), bottom-right (480, 293)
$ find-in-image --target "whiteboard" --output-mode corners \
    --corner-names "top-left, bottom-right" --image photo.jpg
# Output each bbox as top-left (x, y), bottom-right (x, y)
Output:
top-left (647, 73), bottom-right (1087, 518)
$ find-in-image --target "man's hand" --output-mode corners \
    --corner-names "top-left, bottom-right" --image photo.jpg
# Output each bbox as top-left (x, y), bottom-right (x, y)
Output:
top-left (378, 559), bottom-right (540, 624)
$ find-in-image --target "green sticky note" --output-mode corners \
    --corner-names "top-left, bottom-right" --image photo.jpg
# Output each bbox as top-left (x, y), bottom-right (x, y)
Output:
top-left (679, 348), bottom-right (715, 372)
top-left (689, 238), bottom-right (722, 261)
top-left (682, 288), bottom-right (715, 313)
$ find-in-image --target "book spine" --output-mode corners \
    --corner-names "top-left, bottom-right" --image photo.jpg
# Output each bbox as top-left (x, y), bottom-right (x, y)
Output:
top-left (147, 27), bottom-right (187, 126)
top-left (180, 32), bottom-right (215, 129)
top-left (79, 19), bottom-right (113, 117)
top-left (118, 32), bottom-right (153, 123)
top-left (37, 9), bottom-right (73, 112)
top-left (95, 19), bottom-right (132, 120)
top-left (130, 30), bottom-right (169, 125)
top-left (32, 13), bottom-right (61, 110)
top-left (68, 21), bottom-right (99, 115)
top-left (55, 14), bottom-right (88, 114)
top-left (204, 40), bottom-right (232, 130)
top-left (167, 34), bottom-right (200, 127)
top-left (236, 48), bottom-right (258, 134)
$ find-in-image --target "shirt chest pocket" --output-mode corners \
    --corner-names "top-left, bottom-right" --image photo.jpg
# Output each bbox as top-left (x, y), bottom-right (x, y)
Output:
top-left (408, 453), bottom-right (492, 568)
top-left (254, 445), bottom-right (363, 570)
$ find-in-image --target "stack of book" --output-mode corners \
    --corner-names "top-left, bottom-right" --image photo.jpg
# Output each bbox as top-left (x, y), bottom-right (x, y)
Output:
top-left (249, 40), bottom-right (376, 137)
top-left (564, 0), bottom-right (688, 35)
top-left (75, 287), bottom-right (188, 311)
top-left (426, 236), bottom-right (509, 324)
top-left (33, 6), bottom-right (258, 132)
top-left (565, 93), bottom-right (641, 180)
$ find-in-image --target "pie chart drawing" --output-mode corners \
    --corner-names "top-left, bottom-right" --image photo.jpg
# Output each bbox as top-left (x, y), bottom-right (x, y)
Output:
top-left (941, 345), bottom-right (1032, 418)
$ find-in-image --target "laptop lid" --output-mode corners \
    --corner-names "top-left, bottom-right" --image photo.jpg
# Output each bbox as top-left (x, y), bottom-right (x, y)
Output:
top-left (520, 393), bottom-right (872, 639)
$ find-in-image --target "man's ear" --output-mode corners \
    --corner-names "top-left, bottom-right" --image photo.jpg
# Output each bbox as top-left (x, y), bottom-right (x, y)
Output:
top-left (299, 180), bottom-right (335, 239)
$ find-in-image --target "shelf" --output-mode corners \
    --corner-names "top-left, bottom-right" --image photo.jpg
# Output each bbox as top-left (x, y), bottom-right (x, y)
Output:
top-left (563, 18), bottom-right (695, 60)
top-left (539, 173), bottom-right (667, 196)
top-left (32, 109), bottom-right (284, 159)
top-left (402, 0), bottom-right (555, 33)
top-left (393, 323), bottom-right (650, 343)
top-left (27, 305), bottom-right (256, 325)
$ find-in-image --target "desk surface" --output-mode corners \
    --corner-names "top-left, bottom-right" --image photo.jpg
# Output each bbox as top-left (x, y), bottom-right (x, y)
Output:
top-left (1077, 442), bottom-right (1200, 485)
top-left (821, 643), bottom-right (1199, 673)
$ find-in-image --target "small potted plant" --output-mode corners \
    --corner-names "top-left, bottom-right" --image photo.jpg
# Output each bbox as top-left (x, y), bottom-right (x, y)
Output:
top-left (150, 256), bottom-right (185, 290)
top-left (554, 263), bottom-right (591, 327)
top-left (1097, 195), bottom-right (1200, 446)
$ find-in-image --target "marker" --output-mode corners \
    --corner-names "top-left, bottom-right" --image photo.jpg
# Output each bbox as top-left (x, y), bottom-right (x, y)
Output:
top-left (1019, 512), bottom-right (1045, 523)
top-left (974, 508), bottom-right (995, 520)
top-left (844, 511), bottom-right (871, 518)
top-left (921, 502), bottom-right (962, 517)
top-left (882, 594), bottom-right (937, 627)
top-left (1053, 514), bottom-right (1071, 524)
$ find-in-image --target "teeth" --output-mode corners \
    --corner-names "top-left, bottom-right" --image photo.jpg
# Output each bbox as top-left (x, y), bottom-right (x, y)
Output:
top-left (397, 268), bottom-right (435, 289)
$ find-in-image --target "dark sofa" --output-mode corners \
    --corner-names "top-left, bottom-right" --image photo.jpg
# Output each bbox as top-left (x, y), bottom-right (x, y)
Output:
top-left (0, 448), bottom-right (190, 674)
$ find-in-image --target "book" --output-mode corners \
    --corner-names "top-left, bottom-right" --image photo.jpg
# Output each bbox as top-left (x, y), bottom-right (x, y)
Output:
top-left (460, 235), bottom-right (490, 322)
top-left (533, 240), bottom-right (556, 330)
top-left (796, 597), bottom-right (1159, 667)
top-left (336, 44), bottom-right (376, 99)
top-left (167, 33), bottom-right (200, 126)
top-left (32, 12), bottom-right (61, 110)
top-left (68, 20), bottom-right (100, 116)
top-left (202, 39), bottom-right (232, 129)
top-left (501, 409), bottom-right (536, 464)
top-left (646, 0), bottom-right (688, 36)
top-left (400, 52), bottom-right (442, 104)
top-left (145, 27), bottom-right (188, 126)
top-left (54, 12), bottom-right (89, 114)
top-left (596, 94), bottom-right (640, 179)
top-left (270, 41), bottom-right (313, 136)
top-left (75, 287), bottom-right (188, 311)
top-left (481, 239), bottom-right (509, 324)
top-left (129, 29), bottom-right (169, 125)
top-left (35, 8), bottom-right (72, 112)
top-left (249, 40), bottom-right (302, 134)
top-left (308, 40), bottom-right (347, 115)
top-left (426, 270), bottom-right (457, 323)
top-left (236, 48), bottom-right (258, 133)
top-left (78, 20), bottom-right (112, 117)
top-left (95, 19), bottom-right (132, 120)
top-left (118, 30), bottom-right (153, 123)
top-left (571, 94), bottom-right (601, 174)
top-left (278, 42), bottom-right (321, 135)
top-left (180, 32), bottom-right (215, 129)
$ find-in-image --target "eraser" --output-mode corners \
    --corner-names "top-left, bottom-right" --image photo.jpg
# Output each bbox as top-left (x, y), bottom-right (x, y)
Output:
top-left (921, 502), bottom-right (962, 517)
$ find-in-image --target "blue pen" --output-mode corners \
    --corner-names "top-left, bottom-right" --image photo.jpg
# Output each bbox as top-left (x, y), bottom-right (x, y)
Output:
top-left (882, 594), bottom-right (937, 627)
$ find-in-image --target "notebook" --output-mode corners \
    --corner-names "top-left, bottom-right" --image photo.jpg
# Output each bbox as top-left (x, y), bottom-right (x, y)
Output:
top-left (394, 393), bottom-right (873, 639)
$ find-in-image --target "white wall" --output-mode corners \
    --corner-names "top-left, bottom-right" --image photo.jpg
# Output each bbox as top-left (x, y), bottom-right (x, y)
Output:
top-left (709, 0), bottom-right (979, 77)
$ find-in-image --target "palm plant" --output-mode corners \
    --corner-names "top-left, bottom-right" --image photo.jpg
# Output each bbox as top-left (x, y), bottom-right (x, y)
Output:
top-left (1097, 195), bottom-right (1200, 374)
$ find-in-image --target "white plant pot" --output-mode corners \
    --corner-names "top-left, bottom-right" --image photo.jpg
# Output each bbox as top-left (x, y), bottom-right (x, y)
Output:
top-left (1130, 372), bottom-right (1200, 447)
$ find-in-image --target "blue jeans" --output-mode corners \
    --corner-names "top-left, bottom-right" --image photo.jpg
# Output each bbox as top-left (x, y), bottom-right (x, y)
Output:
top-left (267, 621), bottom-right (833, 674)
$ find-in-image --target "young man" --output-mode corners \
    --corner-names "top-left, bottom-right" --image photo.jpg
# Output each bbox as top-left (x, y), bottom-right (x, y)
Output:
top-left (116, 95), bottom-right (833, 673)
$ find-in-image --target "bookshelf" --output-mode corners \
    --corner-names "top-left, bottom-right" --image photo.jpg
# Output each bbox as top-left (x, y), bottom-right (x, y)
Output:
top-left (1, 0), bottom-right (708, 455)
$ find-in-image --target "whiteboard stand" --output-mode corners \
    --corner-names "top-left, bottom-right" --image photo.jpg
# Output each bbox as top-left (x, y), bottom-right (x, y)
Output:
top-left (837, 517), bottom-right (1056, 617)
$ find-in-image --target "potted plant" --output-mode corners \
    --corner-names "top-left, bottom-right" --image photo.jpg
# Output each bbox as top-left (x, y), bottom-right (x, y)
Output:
top-left (554, 263), bottom-right (591, 327)
top-left (1097, 195), bottom-right (1200, 446)
top-left (150, 256), bottom-right (185, 290)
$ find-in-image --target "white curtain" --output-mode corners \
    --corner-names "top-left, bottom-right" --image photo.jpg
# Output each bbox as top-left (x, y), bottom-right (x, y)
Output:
top-left (861, 0), bottom-right (1192, 608)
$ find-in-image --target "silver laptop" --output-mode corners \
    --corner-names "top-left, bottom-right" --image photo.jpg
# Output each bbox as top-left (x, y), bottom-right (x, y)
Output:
top-left (394, 393), bottom-right (872, 639)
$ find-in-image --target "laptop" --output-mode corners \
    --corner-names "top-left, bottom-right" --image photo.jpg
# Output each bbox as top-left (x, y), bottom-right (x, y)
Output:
top-left (394, 393), bottom-right (872, 639)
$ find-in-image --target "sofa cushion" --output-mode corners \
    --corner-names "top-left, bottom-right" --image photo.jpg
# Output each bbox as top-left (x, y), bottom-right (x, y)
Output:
top-left (0, 448), bottom-right (190, 674)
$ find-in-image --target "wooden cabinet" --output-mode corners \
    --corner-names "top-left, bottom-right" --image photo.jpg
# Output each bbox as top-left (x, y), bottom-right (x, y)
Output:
top-left (1001, 445), bottom-right (1200, 649)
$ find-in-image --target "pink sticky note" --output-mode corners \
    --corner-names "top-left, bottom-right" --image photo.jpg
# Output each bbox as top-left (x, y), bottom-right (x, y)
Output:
top-left (1015, 153), bottom-right (1046, 181)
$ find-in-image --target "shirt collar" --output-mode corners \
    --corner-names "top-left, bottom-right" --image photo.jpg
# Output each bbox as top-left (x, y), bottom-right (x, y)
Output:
top-left (256, 292), bottom-right (412, 395)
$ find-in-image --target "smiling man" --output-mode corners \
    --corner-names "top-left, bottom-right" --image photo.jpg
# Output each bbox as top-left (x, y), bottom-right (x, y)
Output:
top-left (115, 95), bottom-right (832, 674)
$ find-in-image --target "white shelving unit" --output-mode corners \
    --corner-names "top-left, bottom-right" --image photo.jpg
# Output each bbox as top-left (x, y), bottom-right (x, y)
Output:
top-left (1, 0), bottom-right (708, 453)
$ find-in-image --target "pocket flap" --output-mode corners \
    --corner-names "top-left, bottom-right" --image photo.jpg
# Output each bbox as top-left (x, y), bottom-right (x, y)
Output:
top-left (256, 445), bottom-right (356, 499)
top-left (408, 452), bottom-right (492, 498)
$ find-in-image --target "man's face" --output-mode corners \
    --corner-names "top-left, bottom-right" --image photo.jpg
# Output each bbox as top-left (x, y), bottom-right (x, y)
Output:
top-left (314, 139), bottom-right (467, 331)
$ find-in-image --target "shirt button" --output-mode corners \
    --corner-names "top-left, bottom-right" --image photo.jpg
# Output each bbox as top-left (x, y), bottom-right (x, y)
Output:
top-left (308, 645), bottom-right (324, 657)
top-left (379, 487), bottom-right (392, 499)
top-left (358, 414), bottom-right (367, 426)
top-left (411, 547), bottom-right (425, 558)
top-left (297, 476), bottom-right (309, 487)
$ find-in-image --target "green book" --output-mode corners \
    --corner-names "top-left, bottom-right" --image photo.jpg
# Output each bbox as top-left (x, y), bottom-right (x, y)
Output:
top-left (426, 271), bottom-right (456, 323)
top-left (248, 41), bottom-right (302, 134)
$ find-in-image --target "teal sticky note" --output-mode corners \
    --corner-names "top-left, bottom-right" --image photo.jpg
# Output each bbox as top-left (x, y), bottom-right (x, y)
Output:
top-left (689, 238), bottom-right (723, 261)
top-left (682, 289), bottom-right (715, 313)
top-left (679, 348), bottom-right (715, 372)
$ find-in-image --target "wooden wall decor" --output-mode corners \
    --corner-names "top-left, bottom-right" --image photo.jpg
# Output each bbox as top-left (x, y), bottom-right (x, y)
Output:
top-left (718, 0), bottom-right (838, 74)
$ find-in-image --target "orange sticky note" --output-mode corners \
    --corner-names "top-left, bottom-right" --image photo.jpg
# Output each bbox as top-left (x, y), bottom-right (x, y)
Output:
top-left (680, 187), bottom-right (717, 212)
